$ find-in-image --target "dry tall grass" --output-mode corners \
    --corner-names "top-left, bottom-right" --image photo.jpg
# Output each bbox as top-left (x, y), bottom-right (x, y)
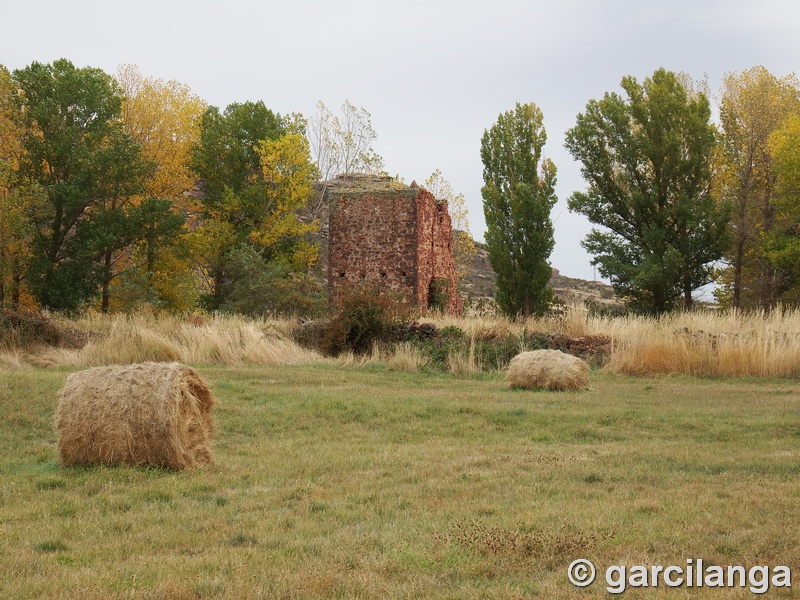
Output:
top-left (12, 312), bottom-right (326, 368)
top-left (387, 342), bottom-right (429, 372)
top-left (596, 307), bottom-right (800, 377)
top-left (431, 304), bottom-right (800, 378)
top-left (3, 304), bottom-right (800, 377)
top-left (428, 306), bottom-right (592, 341)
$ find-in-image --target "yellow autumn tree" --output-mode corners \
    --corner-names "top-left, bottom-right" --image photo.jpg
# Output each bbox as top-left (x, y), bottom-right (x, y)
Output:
top-left (717, 66), bottom-right (800, 308)
top-left (766, 114), bottom-right (800, 301)
top-left (187, 218), bottom-right (237, 308)
top-left (0, 65), bottom-right (44, 308)
top-left (424, 169), bottom-right (477, 292)
top-left (193, 130), bottom-right (323, 317)
top-left (117, 64), bottom-right (206, 207)
top-left (253, 132), bottom-right (320, 271)
top-left (110, 65), bottom-right (207, 311)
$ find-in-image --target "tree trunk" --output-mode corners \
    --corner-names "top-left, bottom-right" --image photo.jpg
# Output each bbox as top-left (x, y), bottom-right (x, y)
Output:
top-left (732, 237), bottom-right (746, 308)
top-left (683, 280), bottom-right (694, 311)
top-left (11, 272), bottom-right (21, 309)
top-left (759, 194), bottom-right (777, 309)
top-left (101, 250), bottom-right (112, 313)
top-left (213, 266), bottom-right (225, 304)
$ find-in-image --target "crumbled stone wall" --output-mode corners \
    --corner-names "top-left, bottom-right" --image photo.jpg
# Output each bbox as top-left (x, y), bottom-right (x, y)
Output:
top-left (327, 174), bottom-right (462, 314)
top-left (415, 187), bottom-right (461, 313)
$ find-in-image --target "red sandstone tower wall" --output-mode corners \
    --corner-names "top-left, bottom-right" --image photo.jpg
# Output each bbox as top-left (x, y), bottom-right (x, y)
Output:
top-left (327, 174), bottom-right (462, 315)
top-left (415, 187), bottom-right (461, 314)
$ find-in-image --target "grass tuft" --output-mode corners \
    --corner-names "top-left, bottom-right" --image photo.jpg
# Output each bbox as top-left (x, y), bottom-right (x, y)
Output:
top-left (33, 540), bottom-right (68, 554)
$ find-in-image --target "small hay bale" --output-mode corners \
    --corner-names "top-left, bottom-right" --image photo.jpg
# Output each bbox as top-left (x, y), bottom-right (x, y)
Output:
top-left (506, 349), bottom-right (590, 391)
top-left (55, 362), bottom-right (215, 469)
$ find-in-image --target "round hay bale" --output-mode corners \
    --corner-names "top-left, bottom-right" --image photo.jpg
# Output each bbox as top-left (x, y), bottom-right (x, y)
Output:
top-left (55, 362), bottom-right (215, 469)
top-left (506, 349), bottom-right (590, 391)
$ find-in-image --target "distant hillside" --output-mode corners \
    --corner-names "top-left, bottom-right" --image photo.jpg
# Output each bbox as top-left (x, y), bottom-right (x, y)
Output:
top-left (461, 239), bottom-right (623, 312)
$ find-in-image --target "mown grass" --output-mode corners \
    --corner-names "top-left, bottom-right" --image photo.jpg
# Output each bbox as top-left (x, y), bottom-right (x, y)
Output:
top-left (1, 365), bottom-right (799, 598)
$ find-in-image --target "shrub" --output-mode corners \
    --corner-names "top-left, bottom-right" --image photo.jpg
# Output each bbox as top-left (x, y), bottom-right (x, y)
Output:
top-left (0, 309), bottom-right (88, 350)
top-left (220, 247), bottom-right (327, 318)
top-left (427, 277), bottom-right (452, 312)
top-left (321, 282), bottom-right (412, 355)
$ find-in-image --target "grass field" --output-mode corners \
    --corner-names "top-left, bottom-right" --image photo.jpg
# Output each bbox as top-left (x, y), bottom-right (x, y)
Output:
top-left (1, 363), bottom-right (799, 598)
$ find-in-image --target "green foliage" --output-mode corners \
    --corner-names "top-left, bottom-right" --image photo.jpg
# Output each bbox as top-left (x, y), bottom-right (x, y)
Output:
top-left (12, 59), bottom-right (149, 310)
top-left (112, 197), bottom-right (192, 311)
top-left (401, 324), bottom-right (464, 369)
top-left (427, 277), bottom-right (452, 312)
top-left (135, 198), bottom-right (188, 277)
top-left (565, 68), bottom-right (729, 314)
top-left (480, 102), bottom-right (557, 317)
top-left (322, 282), bottom-right (411, 355)
top-left (191, 101), bottom-right (286, 205)
top-left (190, 101), bottom-right (318, 307)
top-left (33, 540), bottom-right (68, 554)
top-left (408, 329), bottom-right (551, 372)
top-left (219, 245), bottom-right (326, 318)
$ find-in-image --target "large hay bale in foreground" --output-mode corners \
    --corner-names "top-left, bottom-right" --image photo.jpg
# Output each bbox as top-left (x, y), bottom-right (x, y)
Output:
top-left (506, 349), bottom-right (590, 391)
top-left (55, 362), bottom-right (215, 469)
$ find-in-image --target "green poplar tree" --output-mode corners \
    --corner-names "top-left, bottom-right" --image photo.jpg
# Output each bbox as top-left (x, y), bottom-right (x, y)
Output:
top-left (480, 102), bottom-right (557, 317)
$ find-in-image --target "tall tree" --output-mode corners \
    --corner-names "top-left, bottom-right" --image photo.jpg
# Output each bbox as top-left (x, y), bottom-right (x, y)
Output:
top-left (111, 64), bottom-right (206, 311)
top-left (190, 103), bottom-right (319, 309)
top-left (80, 128), bottom-right (150, 312)
top-left (716, 66), bottom-right (800, 308)
top-left (190, 101), bottom-right (286, 307)
top-left (480, 102), bottom-right (557, 317)
top-left (565, 68), bottom-right (727, 314)
top-left (306, 100), bottom-right (384, 212)
top-left (0, 65), bottom-right (44, 308)
top-left (191, 101), bottom-right (286, 215)
top-left (0, 180), bottom-right (43, 309)
top-left (12, 59), bottom-right (148, 310)
top-left (252, 132), bottom-right (319, 270)
top-left (763, 114), bottom-right (800, 304)
top-left (221, 131), bottom-right (324, 320)
top-left (307, 100), bottom-right (384, 181)
top-left (116, 64), bottom-right (206, 207)
top-left (112, 197), bottom-right (190, 310)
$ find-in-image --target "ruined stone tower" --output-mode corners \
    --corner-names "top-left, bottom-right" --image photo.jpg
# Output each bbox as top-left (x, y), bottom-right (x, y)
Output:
top-left (326, 174), bottom-right (462, 314)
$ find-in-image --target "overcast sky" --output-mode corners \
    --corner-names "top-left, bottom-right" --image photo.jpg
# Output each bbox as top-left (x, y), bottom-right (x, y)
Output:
top-left (3, 0), bottom-right (799, 280)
